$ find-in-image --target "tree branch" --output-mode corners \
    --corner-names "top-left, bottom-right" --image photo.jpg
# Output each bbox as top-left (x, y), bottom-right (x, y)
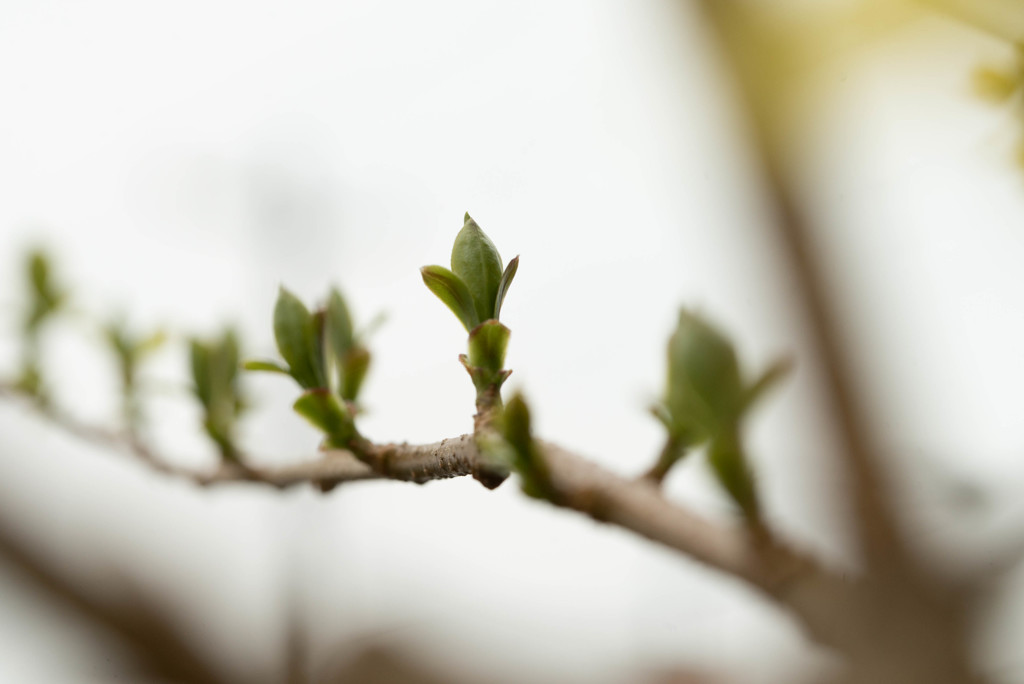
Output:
top-left (0, 381), bottom-right (851, 648)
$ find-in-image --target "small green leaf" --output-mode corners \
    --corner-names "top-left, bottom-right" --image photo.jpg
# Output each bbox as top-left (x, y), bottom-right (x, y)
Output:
top-left (740, 357), bottom-right (792, 413)
top-left (339, 346), bottom-right (371, 402)
top-left (451, 214), bottom-right (503, 322)
top-left (293, 389), bottom-right (354, 446)
top-left (494, 255), bottom-right (519, 320)
top-left (242, 359), bottom-right (291, 374)
top-left (24, 249), bottom-right (66, 332)
top-left (190, 340), bottom-right (213, 406)
top-left (325, 288), bottom-right (355, 359)
top-left (421, 265), bottom-right (480, 332)
top-left (273, 287), bottom-right (322, 389)
top-left (311, 309), bottom-right (328, 388)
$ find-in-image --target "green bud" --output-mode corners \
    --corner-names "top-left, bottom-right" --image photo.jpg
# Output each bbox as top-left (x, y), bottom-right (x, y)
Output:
top-left (25, 249), bottom-right (65, 332)
top-left (103, 319), bottom-right (164, 390)
top-left (500, 393), bottom-right (552, 500)
top-left (190, 329), bottom-right (245, 461)
top-left (323, 287), bottom-right (372, 402)
top-left (467, 320), bottom-right (510, 378)
top-left (665, 310), bottom-right (744, 441)
top-left (273, 287), bottom-right (324, 389)
top-left (451, 214), bottom-right (503, 323)
top-left (293, 388), bottom-right (355, 448)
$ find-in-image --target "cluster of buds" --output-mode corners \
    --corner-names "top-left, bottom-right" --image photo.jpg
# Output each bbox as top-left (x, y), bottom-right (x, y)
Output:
top-left (421, 214), bottom-right (519, 397)
top-left (244, 287), bottom-right (371, 449)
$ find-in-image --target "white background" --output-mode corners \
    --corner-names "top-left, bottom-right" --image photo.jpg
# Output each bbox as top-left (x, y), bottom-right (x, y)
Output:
top-left (1, 1), bottom-right (1024, 682)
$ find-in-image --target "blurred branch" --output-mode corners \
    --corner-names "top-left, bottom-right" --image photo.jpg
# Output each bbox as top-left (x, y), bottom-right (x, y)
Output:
top-left (696, 1), bottom-right (987, 681)
top-left (697, 0), bottom-right (905, 577)
top-left (0, 519), bottom-right (226, 683)
top-left (0, 378), bottom-right (849, 648)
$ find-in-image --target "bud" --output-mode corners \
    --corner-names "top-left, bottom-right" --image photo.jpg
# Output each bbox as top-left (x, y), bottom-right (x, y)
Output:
top-left (665, 310), bottom-right (743, 441)
top-left (293, 388), bottom-right (355, 448)
top-left (452, 214), bottom-right (504, 323)
top-left (500, 393), bottom-right (552, 499)
top-left (24, 249), bottom-right (66, 332)
top-left (273, 286), bottom-right (325, 389)
top-left (190, 329), bottom-right (245, 461)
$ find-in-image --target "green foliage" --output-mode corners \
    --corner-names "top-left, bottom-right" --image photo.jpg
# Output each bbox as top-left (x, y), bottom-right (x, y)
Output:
top-left (7, 218), bottom-right (794, 526)
top-left (662, 310), bottom-right (743, 443)
top-left (102, 318), bottom-right (167, 429)
top-left (190, 329), bottom-right (246, 461)
top-left (247, 286), bottom-right (371, 448)
top-left (451, 214), bottom-right (504, 324)
top-left (24, 249), bottom-right (67, 334)
top-left (15, 249), bottom-right (67, 402)
top-left (651, 309), bottom-right (788, 520)
top-left (499, 393), bottom-right (553, 500)
top-left (272, 287), bottom-right (325, 390)
top-left (104, 319), bottom-right (167, 391)
top-left (464, 320), bottom-right (511, 392)
top-left (293, 389), bottom-right (355, 448)
top-left (325, 288), bottom-right (371, 402)
top-left (422, 213), bottom-right (519, 330)
top-left (422, 214), bottom-right (519, 399)
top-left (420, 265), bottom-right (480, 333)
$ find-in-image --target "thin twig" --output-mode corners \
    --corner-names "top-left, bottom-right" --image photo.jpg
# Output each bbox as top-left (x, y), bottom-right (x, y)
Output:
top-left (0, 383), bottom-right (475, 490)
top-left (0, 379), bottom-right (851, 647)
top-left (695, 0), bottom-right (904, 573)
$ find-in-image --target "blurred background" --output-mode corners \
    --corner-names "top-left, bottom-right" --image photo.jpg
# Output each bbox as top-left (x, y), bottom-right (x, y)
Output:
top-left (1, 1), bottom-right (1024, 682)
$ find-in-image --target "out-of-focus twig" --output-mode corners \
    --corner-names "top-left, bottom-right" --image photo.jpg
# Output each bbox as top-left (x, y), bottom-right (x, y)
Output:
top-left (696, 2), bottom-right (987, 681)
top-left (0, 377), bottom-right (858, 649)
